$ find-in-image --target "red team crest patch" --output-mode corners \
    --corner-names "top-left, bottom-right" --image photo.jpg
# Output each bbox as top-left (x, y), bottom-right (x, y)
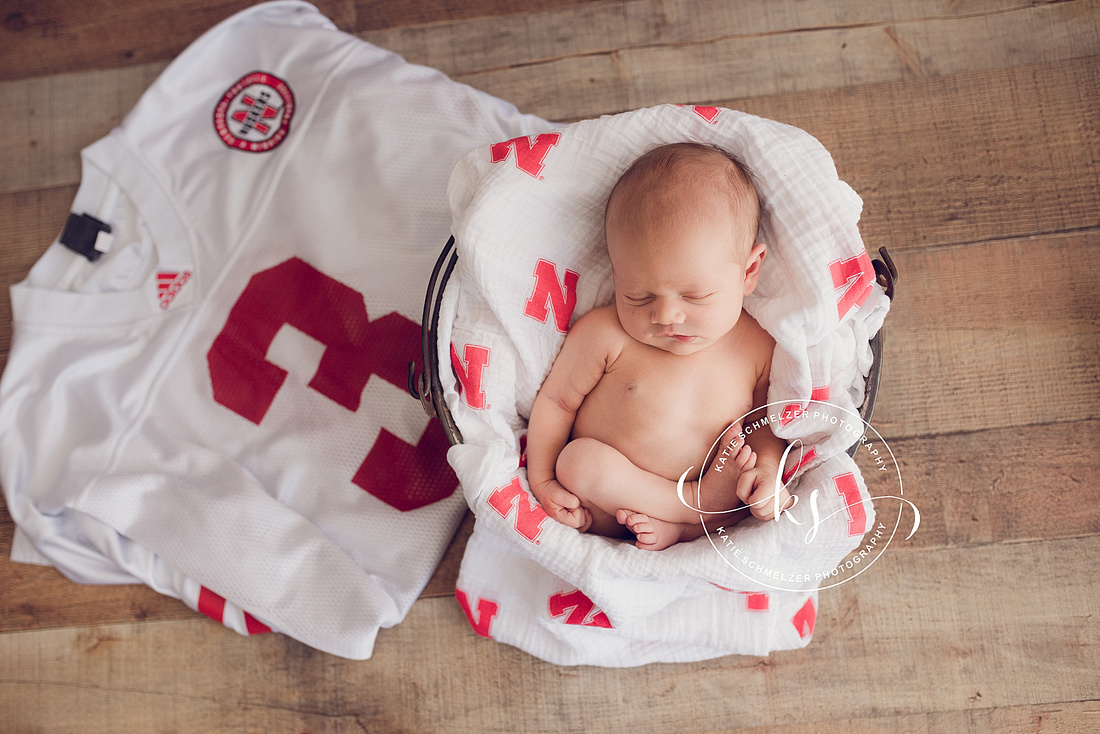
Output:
top-left (214, 71), bottom-right (295, 152)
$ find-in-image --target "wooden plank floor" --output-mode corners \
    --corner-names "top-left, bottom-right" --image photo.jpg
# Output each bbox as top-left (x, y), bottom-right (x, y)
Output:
top-left (1, 0), bottom-right (1098, 731)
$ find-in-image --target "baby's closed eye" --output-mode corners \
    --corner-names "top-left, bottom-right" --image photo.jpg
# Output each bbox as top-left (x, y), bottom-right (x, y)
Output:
top-left (622, 293), bottom-right (714, 305)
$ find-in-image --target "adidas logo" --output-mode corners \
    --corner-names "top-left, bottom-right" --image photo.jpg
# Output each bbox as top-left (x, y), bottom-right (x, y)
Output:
top-left (156, 270), bottom-right (192, 310)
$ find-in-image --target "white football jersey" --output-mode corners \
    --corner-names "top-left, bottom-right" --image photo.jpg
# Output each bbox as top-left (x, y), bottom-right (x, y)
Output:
top-left (0, 0), bottom-right (551, 658)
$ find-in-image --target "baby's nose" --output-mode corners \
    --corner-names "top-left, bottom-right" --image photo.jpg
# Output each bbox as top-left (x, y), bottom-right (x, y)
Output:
top-left (650, 298), bottom-right (685, 325)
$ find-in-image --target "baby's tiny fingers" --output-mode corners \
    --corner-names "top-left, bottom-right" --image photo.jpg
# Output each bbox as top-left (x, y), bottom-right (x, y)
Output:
top-left (555, 506), bottom-right (584, 528)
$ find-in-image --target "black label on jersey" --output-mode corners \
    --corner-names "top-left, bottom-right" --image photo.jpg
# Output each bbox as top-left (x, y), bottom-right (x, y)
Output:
top-left (59, 212), bottom-right (112, 262)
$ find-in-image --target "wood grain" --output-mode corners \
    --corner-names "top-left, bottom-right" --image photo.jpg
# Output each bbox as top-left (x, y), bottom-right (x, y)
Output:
top-left (0, 65), bottom-right (164, 195)
top-left (3, 2), bottom-right (1097, 196)
top-left (859, 419), bottom-right (1100, 550)
top-left (730, 60), bottom-right (1100, 253)
top-left (4, 58), bottom-right (1096, 260)
top-left (449, 1), bottom-right (1099, 118)
top-left (0, 0), bottom-right (1097, 729)
top-left (1, 535), bottom-right (1097, 731)
top-left (364, 0), bottom-right (1070, 77)
top-left (873, 231), bottom-right (1100, 438)
top-left (0, 0), bottom-right (614, 82)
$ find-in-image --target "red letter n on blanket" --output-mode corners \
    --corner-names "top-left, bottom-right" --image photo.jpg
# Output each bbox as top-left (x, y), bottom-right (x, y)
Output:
top-left (524, 258), bottom-right (578, 332)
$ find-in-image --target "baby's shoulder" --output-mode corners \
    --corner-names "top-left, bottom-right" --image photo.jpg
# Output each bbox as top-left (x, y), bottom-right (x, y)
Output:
top-left (559, 304), bottom-right (630, 365)
top-left (738, 311), bottom-right (776, 364)
top-left (740, 310), bottom-right (773, 343)
top-left (569, 304), bottom-right (627, 343)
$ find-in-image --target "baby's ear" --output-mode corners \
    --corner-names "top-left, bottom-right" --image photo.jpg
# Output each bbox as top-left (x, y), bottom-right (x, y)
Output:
top-left (742, 242), bottom-right (767, 294)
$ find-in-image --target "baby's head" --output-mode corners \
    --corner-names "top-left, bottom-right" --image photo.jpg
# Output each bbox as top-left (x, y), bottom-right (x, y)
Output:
top-left (605, 142), bottom-right (761, 264)
top-left (603, 142), bottom-right (767, 355)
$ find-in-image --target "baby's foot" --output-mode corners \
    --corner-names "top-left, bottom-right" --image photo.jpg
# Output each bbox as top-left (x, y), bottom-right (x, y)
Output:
top-left (616, 509), bottom-right (687, 551)
top-left (698, 437), bottom-right (756, 514)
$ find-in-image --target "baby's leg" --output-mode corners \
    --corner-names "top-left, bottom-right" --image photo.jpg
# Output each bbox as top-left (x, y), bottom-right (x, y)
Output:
top-left (612, 432), bottom-right (759, 551)
top-left (552, 439), bottom-right (631, 538)
top-left (693, 430), bottom-right (758, 519)
top-left (555, 437), bottom-right (698, 524)
top-left (557, 435), bottom-right (756, 524)
top-left (554, 435), bottom-right (757, 546)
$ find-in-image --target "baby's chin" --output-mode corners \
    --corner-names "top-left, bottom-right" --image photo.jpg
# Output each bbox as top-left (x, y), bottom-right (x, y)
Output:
top-left (648, 334), bottom-right (710, 355)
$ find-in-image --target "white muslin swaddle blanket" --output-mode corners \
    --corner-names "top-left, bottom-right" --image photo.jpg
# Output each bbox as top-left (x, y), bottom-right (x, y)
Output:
top-left (438, 104), bottom-right (891, 666)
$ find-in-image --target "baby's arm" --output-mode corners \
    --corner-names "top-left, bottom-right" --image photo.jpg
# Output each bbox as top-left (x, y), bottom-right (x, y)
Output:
top-left (737, 350), bottom-right (794, 522)
top-left (526, 309), bottom-right (620, 530)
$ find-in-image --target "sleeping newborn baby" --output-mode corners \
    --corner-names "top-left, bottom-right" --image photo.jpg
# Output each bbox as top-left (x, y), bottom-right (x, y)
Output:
top-left (526, 142), bottom-right (793, 550)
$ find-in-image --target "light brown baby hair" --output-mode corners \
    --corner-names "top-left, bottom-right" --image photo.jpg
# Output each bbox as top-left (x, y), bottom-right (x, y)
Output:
top-left (605, 142), bottom-right (761, 261)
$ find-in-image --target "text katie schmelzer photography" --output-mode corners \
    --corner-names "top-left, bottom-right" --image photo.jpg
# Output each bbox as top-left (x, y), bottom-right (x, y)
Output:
top-left (680, 401), bottom-right (920, 592)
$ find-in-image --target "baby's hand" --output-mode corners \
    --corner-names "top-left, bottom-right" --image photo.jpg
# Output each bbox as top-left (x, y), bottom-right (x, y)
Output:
top-left (531, 479), bottom-right (592, 532)
top-left (736, 463), bottom-right (794, 522)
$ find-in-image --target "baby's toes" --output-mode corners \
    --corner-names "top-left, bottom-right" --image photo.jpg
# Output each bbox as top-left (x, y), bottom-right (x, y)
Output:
top-left (619, 510), bottom-right (653, 535)
top-left (734, 445), bottom-right (756, 471)
top-left (628, 518), bottom-right (660, 548)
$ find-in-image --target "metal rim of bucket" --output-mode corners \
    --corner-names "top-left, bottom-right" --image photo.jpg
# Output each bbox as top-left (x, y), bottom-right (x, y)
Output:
top-left (409, 240), bottom-right (898, 458)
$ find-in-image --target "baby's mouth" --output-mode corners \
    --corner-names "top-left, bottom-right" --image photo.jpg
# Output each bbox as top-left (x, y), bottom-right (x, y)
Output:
top-left (658, 332), bottom-right (696, 343)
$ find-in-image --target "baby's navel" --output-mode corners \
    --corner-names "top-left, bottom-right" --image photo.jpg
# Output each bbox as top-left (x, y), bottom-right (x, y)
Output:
top-left (623, 381), bottom-right (639, 395)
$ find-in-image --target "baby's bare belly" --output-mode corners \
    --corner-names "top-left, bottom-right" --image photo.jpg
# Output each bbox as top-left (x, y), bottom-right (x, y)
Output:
top-left (572, 352), bottom-right (751, 482)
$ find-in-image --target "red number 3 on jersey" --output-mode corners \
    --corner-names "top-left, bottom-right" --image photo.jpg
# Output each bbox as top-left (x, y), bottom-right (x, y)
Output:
top-left (207, 257), bottom-right (457, 511)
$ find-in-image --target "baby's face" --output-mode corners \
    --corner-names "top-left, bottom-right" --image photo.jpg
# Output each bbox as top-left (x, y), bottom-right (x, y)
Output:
top-left (607, 201), bottom-right (754, 356)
